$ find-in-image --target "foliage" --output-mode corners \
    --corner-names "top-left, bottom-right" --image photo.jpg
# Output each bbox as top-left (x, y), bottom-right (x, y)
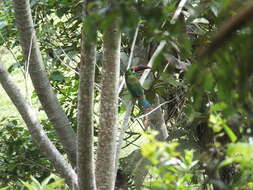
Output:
top-left (142, 132), bottom-right (253, 190)
top-left (20, 174), bottom-right (68, 190)
top-left (141, 131), bottom-right (199, 190)
top-left (220, 142), bottom-right (253, 190)
top-left (0, 117), bottom-right (52, 188)
top-left (1, 0), bottom-right (253, 189)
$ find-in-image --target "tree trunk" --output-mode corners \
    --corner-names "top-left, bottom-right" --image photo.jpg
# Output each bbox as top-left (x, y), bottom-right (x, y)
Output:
top-left (0, 62), bottom-right (77, 189)
top-left (12, 0), bottom-right (77, 165)
top-left (77, 1), bottom-right (97, 189)
top-left (95, 15), bottom-right (121, 190)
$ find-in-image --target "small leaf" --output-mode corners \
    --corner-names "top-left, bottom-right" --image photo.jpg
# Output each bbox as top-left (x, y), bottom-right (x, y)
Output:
top-left (192, 18), bottom-right (209, 24)
top-left (44, 179), bottom-right (65, 190)
top-left (223, 125), bottom-right (237, 142)
top-left (20, 180), bottom-right (35, 190)
top-left (30, 176), bottom-right (41, 189)
top-left (0, 187), bottom-right (9, 190)
top-left (41, 174), bottom-right (54, 188)
top-left (210, 102), bottom-right (228, 112)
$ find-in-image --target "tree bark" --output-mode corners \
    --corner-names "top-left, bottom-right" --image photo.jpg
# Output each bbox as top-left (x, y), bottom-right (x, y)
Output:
top-left (77, 1), bottom-right (97, 189)
top-left (12, 0), bottom-right (76, 165)
top-left (0, 62), bottom-right (77, 189)
top-left (95, 16), bottom-right (121, 190)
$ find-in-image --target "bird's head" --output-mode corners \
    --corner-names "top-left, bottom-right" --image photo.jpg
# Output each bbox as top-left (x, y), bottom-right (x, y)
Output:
top-left (125, 65), bottom-right (151, 77)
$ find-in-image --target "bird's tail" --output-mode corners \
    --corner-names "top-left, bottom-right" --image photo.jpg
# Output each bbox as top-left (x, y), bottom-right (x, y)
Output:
top-left (138, 97), bottom-right (153, 109)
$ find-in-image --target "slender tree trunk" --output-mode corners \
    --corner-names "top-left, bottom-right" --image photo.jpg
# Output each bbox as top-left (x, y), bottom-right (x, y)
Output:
top-left (12, 0), bottom-right (76, 165)
top-left (96, 16), bottom-right (121, 190)
top-left (0, 62), bottom-right (77, 189)
top-left (77, 1), bottom-right (97, 189)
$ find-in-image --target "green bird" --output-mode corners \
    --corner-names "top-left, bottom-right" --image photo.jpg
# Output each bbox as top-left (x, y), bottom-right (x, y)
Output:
top-left (125, 65), bottom-right (153, 110)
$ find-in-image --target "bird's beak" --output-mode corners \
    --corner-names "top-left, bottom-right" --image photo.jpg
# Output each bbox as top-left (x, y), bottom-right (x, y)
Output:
top-left (132, 65), bottom-right (151, 72)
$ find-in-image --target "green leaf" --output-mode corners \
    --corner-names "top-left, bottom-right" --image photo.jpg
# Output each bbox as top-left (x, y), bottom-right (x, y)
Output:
top-left (223, 125), bottom-right (237, 142)
top-left (30, 176), bottom-right (41, 190)
top-left (20, 180), bottom-right (36, 190)
top-left (44, 179), bottom-right (65, 190)
top-left (41, 174), bottom-right (54, 188)
top-left (210, 102), bottom-right (228, 112)
top-left (0, 187), bottom-right (9, 190)
top-left (227, 143), bottom-right (253, 159)
top-left (209, 114), bottom-right (223, 133)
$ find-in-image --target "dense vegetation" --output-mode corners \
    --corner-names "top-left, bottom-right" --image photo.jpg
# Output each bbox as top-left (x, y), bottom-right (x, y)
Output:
top-left (0, 0), bottom-right (253, 189)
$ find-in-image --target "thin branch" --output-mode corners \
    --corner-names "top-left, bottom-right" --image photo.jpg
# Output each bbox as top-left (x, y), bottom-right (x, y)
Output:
top-left (135, 100), bottom-right (171, 119)
top-left (170, 0), bottom-right (188, 24)
top-left (25, 6), bottom-right (38, 101)
top-left (54, 51), bottom-right (79, 75)
top-left (24, 29), bottom-right (33, 100)
top-left (59, 45), bottom-right (79, 64)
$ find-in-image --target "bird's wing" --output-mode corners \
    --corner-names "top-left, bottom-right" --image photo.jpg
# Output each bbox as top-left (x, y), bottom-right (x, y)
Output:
top-left (126, 77), bottom-right (144, 98)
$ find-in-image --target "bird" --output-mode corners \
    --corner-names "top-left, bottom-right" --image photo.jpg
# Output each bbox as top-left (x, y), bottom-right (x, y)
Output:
top-left (125, 65), bottom-right (153, 110)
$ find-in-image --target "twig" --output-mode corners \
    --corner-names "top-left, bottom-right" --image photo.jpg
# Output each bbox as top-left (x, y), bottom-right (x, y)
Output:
top-left (59, 46), bottom-right (79, 65)
top-left (54, 52), bottom-right (79, 75)
top-left (135, 100), bottom-right (171, 119)
top-left (25, 32), bottom-right (33, 99)
top-left (25, 7), bottom-right (39, 102)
